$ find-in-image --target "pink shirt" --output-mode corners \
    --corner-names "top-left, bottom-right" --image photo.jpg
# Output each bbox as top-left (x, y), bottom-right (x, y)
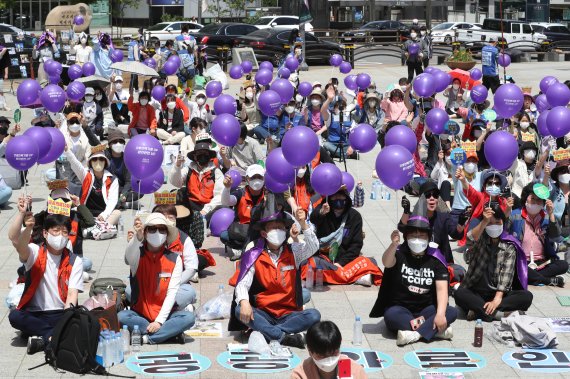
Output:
top-left (522, 215), bottom-right (545, 262)
top-left (309, 109), bottom-right (323, 132)
top-left (381, 98), bottom-right (408, 122)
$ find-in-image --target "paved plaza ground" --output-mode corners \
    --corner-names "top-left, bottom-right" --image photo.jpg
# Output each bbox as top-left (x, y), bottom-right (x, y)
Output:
top-left (0, 61), bottom-right (569, 378)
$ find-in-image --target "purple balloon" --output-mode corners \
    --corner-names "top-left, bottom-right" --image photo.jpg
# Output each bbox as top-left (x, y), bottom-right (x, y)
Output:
top-left (342, 172), bottom-right (355, 192)
top-left (259, 61), bottom-right (273, 71)
top-left (433, 71), bottom-right (452, 93)
top-left (144, 57), bottom-right (157, 69)
top-left (211, 114), bottom-right (241, 146)
top-left (205, 81), bottom-right (223, 98)
top-left (498, 53), bottom-right (511, 67)
top-left (124, 134), bottom-right (164, 179)
top-left (66, 81), bottom-right (86, 101)
top-left (270, 79), bottom-right (295, 104)
top-left (424, 67), bottom-right (437, 74)
top-left (330, 54), bottom-right (343, 67)
top-left (311, 163), bottom-right (343, 196)
top-left (68, 64), bottom-right (83, 80)
top-left (298, 82), bottom-right (312, 97)
top-left (537, 110), bottom-right (551, 136)
top-left (413, 73), bottom-right (435, 97)
top-left (24, 126), bottom-right (52, 160)
top-left (278, 67), bottom-right (291, 79)
top-left (258, 90), bottom-right (282, 116)
top-left (17, 79), bottom-right (41, 106)
top-left (546, 106), bottom-right (570, 138)
top-left (210, 208), bottom-right (235, 237)
top-left (82, 62), bottom-right (95, 77)
top-left (227, 169), bottom-right (242, 190)
top-left (535, 94), bottom-right (550, 113)
top-left (168, 55), bottom-right (181, 69)
top-left (375, 145), bottom-right (414, 190)
top-left (40, 84), bottom-right (66, 113)
top-left (540, 76), bottom-right (559, 94)
top-left (241, 60), bottom-right (253, 74)
top-left (285, 56), bottom-right (299, 72)
top-left (44, 59), bottom-right (63, 77)
top-left (151, 85), bottom-right (166, 101)
top-left (162, 60), bottom-right (178, 76)
top-left (213, 94), bottom-right (237, 115)
top-left (229, 65), bottom-right (244, 80)
top-left (38, 127), bottom-right (65, 164)
top-left (348, 123), bottom-right (377, 153)
top-left (470, 84), bottom-right (488, 104)
top-left (408, 43), bottom-right (420, 56)
top-left (339, 61), bottom-right (352, 74)
top-left (282, 126), bottom-right (320, 167)
top-left (110, 49), bottom-right (124, 63)
top-left (265, 172), bottom-right (290, 193)
top-left (494, 84), bottom-right (524, 118)
top-left (470, 68), bottom-right (483, 81)
top-left (49, 75), bottom-right (60, 85)
top-left (484, 131), bottom-right (518, 170)
top-left (356, 73), bottom-right (371, 90)
top-left (546, 82), bottom-right (570, 107)
top-left (5, 135), bottom-right (39, 170)
top-left (425, 108), bottom-right (449, 134)
top-left (132, 168), bottom-right (164, 195)
top-left (385, 124), bottom-right (417, 153)
top-left (73, 14), bottom-right (84, 25)
top-left (344, 75), bottom-right (358, 91)
top-left (266, 148), bottom-right (295, 184)
top-left (255, 68), bottom-right (273, 86)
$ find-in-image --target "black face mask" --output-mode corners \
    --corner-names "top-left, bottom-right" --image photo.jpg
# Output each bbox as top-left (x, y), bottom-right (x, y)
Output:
top-left (330, 199), bottom-right (346, 210)
top-left (196, 155), bottom-right (210, 166)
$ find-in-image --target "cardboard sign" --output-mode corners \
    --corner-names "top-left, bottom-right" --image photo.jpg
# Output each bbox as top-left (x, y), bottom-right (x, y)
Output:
top-left (125, 351), bottom-right (211, 376)
top-left (521, 132), bottom-right (535, 142)
top-left (339, 347), bottom-right (394, 373)
top-left (450, 148), bottom-right (467, 166)
top-left (154, 191), bottom-right (177, 205)
top-left (533, 183), bottom-right (550, 200)
top-left (404, 348), bottom-right (486, 373)
top-left (216, 349), bottom-right (300, 373)
top-left (502, 349), bottom-right (570, 373)
top-left (185, 322), bottom-right (223, 338)
top-left (552, 148), bottom-right (570, 162)
top-left (461, 141), bottom-right (477, 153)
top-left (47, 196), bottom-right (72, 216)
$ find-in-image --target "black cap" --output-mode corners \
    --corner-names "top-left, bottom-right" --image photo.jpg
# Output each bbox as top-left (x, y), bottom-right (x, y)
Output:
top-left (419, 180), bottom-right (438, 196)
top-left (0, 116), bottom-right (11, 124)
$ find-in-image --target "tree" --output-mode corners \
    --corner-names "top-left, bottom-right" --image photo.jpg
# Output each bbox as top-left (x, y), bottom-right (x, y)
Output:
top-left (207, 0), bottom-right (247, 21)
top-left (111, 0), bottom-right (141, 36)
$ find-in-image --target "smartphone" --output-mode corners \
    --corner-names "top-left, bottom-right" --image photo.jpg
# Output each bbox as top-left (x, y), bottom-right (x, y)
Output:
top-left (337, 359), bottom-right (352, 378)
top-left (410, 316), bottom-right (426, 331)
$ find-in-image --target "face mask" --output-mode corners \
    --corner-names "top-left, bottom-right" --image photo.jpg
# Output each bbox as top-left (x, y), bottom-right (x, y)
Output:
top-left (408, 238), bottom-right (428, 255)
top-left (139, 99), bottom-right (148, 106)
top-left (246, 92), bottom-right (254, 100)
top-left (445, 156), bottom-right (452, 165)
top-left (368, 100), bottom-right (377, 108)
top-left (559, 173), bottom-right (570, 184)
top-left (111, 143), bottom-right (125, 154)
top-left (95, 94), bottom-right (103, 101)
top-left (296, 94), bottom-right (303, 103)
top-left (485, 224), bottom-right (503, 238)
top-left (453, 84), bottom-right (460, 90)
top-left (473, 130), bottom-right (482, 138)
top-left (440, 134), bottom-right (449, 141)
top-left (313, 355), bottom-right (340, 373)
top-left (197, 97), bottom-right (206, 105)
top-left (486, 185), bottom-right (501, 197)
top-left (524, 150), bottom-right (536, 160)
top-left (80, 38), bottom-right (87, 45)
top-left (330, 199), bottom-right (346, 210)
top-left (91, 161), bottom-right (105, 172)
top-left (464, 162), bottom-right (477, 174)
top-left (265, 228), bottom-right (287, 246)
top-left (85, 96), bottom-right (94, 103)
top-left (410, 32), bottom-right (417, 39)
top-left (196, 155), bottom-right (210, 166)
top-left (115, 83), bottom-right (123, 91)
top-left (400, 86), bottom-right (407, 93)
top-left (311, 99), bottom-right (321, 107)
top-left (420, 31), bottom-right (426, 36)
top-left (167, 101), bottom-right (176, 110)
top-left (146, 231), bottom-right (167, 247)
top-left (68, 123), bottom-right (81, 133)
top-left (285, 106), bottom-right (295, 114)
top-left (297, 167), bottom-right (307, 178)
top-left (249, 178), bottom-right (264, 191)
top-left (520, 121), bottom-right (530, 129)
top-left (526, 202), bottom-right (543, 215)
top-left (46, 233), bottom-right (68, 251)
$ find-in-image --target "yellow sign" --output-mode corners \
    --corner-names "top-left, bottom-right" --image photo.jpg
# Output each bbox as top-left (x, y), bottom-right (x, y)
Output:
top-left (521, 132), bottom-right (535, 142)
top-left (462, 141), bottom-right (477, 153)
top-left (553, 148), bottom-right (570, 162)
top-left (47, 197), bottom-right (72, 217)
top-left (154, 191), bottom-right (177, 205)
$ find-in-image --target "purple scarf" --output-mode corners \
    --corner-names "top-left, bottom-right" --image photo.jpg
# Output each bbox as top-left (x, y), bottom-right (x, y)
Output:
top-left (427, 246), bottom-right (447, 268)
top-left (37, 31), bottom-right (56, 49)
top-left (236, 239), bottom-right (266, 284)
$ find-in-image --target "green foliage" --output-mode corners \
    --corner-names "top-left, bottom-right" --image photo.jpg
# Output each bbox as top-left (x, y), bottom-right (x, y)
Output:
top-left (161, 13), bottom-right (185, 22)
top-left (447, 48), bottom-right (474, 62)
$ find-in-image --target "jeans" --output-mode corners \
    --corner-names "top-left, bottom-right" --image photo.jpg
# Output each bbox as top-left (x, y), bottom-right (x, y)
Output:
top-left (118, 309), bottom-right (195, 344)
top-left (302, 287), bottom-right (311, 305)
top-left (383, 305), bottom-right (457, 341)
top-left (454, 286), bottom-right (533, 322)
top-left (82, 257), bottom-right (93, 272)
top-left (234, 304), bottom-right (320, 341)
top-left (323, 141), bottom-right (349, 159)
top-left (0, 184), bottom-right (12, 206)
top-left (175, 284), bottom-right (197, 310)
top-left (9, 309), bottom-right (65, 343)
top-left (527, 260), bottom-right (569, 286)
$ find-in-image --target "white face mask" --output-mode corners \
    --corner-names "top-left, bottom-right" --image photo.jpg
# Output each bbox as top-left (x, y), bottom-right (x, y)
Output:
top-left (368, 100), bottom-right (377, 108)
top-left (311, 99), bottom-right (321, 107)
top-left (46, 233), bottom-right (68, 251)
top-left (68, 123), bottom-right (81, 133)
top-left (473, 130), bottom-right (482, 138)
top-left (440, 134), bottom-right (449, 141)
top-left (48, 112), bottom-right (59, 121)
top-left (248, 178), bottom-right (264, 191)
top-left (408, 238), bottom-right (428, 255)
top-left (524, 150), bottom-right (536, 161)
top-left (526, 202), bottom-right (543, 216)
top-left (84, 95), bottom-right (94, 103)
top-left (285, 106), bottom-right (295, 114)
top-left (401, 85), bottom-right (407, 93)
top-left (295, 94), bottom-right (303, 103)
top-left (520, 121), bottom-right (530, 129)
top-left (410, 32), bottom-right (417, 39)
top-left (115, 83), bottom-right (123, 91)
top-left (486, 185), bottom-right (501, 197)
top-left (445, 156), bottom-right (452, 166)
top-left (464, 162), bottom-right (477, 174)
top-left (95, 94), bottom-right (103, 101)
top-left (420, 31), bottom-right (426, 36)
top-left (139, 99), bottom-right (148, 106)
top-left (265, 229), bottom-right (287, 246)
top-left (485, 224), bottom-right (503, 238)
top-left (167, 101), bottom-right (176, 110)
top-left (452, 84), bottom-right (460, 90)
top-left (559, 173), bottom-right (570, 184)
top-left (80, 38), bottom-right (87, 45)
top-left (313, 355), bottom-right (340, 373)
top-left (146, 231), bottom-right (167, 247)
top-left (197, 97), bottom-right (206, 105)
top-left (111, 143), bottom-right (125, 153)
top-left (246, 92), bottom-right (254, 100)
top-left (91, 161), bottom-right (105, 172)
top-left (297, 167), bottom-right (307, 178)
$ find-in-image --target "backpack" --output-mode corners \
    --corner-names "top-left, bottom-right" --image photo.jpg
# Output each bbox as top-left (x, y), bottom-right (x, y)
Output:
top-left (89, 277), bottom-right (127, 297)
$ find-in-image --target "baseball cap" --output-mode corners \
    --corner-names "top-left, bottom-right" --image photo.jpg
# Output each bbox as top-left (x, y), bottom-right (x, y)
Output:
top-left (85, 87), bottom-right (95, 96)
top-left (114, 75), bottom-right (123, 82)
top-left (246, 164), bottom-right (265, 178)
top-left (489, 37), bottom-right (496, 42)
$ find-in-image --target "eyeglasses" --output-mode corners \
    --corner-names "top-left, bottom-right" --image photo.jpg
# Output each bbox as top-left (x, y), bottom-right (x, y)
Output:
top-left (424, 191), bottom-right (439, 199)
top-left (91, 157), bottom-right (106, 162)
top-left (146, 225), bottom-right (168, 234)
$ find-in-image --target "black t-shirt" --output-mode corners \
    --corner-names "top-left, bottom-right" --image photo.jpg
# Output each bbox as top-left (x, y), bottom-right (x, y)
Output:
top-left (0, 50), bottom-right (9, 73)
top-left (86, 177), bottom-right (106, 216)
top-left (387, 247), bottom-right (449, 313)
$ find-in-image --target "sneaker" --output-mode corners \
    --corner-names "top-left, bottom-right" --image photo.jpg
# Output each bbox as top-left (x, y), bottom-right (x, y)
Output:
top-left (82, 226), bottom-right (96, 239)
top-left (281, 333), bottom-right (305, 349)
top-left (466, 310), bottom-right (477, 321)
top-left (435, 327), bottom-right (453, 340)
top-left (396, 330), bottom-right (421, 346)
top-left (175, 332), bottom-right (186, 345)
top-left (142, 334), bottom-right (149, 344)
top-left (82, 272), bottom-right (91, 283)
top-left (229, 248), bottom-right (243, 262)
top-left (27, 336), bottom-right (45, 355)
top-left (189, 272), bottom-right (199, 283)
top-left (549, 276), bottom-right (565, 288)
top-left (354, 274), bottom-right (372, 287)
top-left (184, 303), bottom-right (194, 312)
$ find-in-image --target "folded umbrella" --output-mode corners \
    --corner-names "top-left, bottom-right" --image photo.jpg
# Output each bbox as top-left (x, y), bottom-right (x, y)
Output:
top-left (76, 75), bottom-right (111, 89)
top-left (448, 68), bottom-right (482, 90)
top-left (111, 61), bottom-right (159, 77)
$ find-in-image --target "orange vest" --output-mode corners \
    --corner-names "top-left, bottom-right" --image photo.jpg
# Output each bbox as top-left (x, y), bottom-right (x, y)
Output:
top-left (18, 245), bottom-right (76, 310)
top-left (167, 231), bottom-right (190, 270)
top-left (186, 169), bottom-right (215, 205)
top-left (253, 245), bottom-right (302, 318)
top-left (80, 172), bottom-right (113, 205)
top-left (237, 189), bottom-right (265, 224)
top-left (130, 246), bottom-right (178, 321)
top-left (311, 151), bottom-right (320, 169)
top-left (68, 216), bottom-right (80, 248)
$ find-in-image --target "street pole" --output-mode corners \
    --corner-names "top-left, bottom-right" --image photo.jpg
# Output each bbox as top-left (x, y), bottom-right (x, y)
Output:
top-left (198, 0), bottom-right (202, 24)
top-left (369, 0), bottom-right (375, 22)
top-left (300, 22), bottom-right (308, 71)
top-left (426, 0), bottom-right (432, 29)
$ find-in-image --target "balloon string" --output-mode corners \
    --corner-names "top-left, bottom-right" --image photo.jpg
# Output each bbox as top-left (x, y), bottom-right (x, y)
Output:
top-left (395, 190), bottom-right (399, 226)
top-left (499, 0), bottom-right (507, 82)
top-left (138, 180), bottom-right (142, 213)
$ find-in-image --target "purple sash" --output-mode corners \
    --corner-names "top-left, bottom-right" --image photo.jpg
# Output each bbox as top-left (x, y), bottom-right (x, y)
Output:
top-left (236, 239), bottom-right (265, 284)
top-left (499, 231), bottom-right (529, 290)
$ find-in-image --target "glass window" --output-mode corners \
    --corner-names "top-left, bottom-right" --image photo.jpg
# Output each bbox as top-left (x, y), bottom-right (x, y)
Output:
top-left (254, 18), bottom-right (272, 26)
top-left (226, 25), bottom-right (254, 35)
top-left (432, 23), bottom-right (455, 30)
top-left (305, 33), bottom-right (318, 42)
top-left (199, 24), bottom-right (221, 33)
top-left (171, 23), bottom-right (181, 31)
top-left (148, 23), bottom-right (170, 31)
top-left (249, 29), bottom-right (276, 39)
top-left (512, 24), bottom-right (521, 33)
top-left (522, 24), bottom-right (532, 34)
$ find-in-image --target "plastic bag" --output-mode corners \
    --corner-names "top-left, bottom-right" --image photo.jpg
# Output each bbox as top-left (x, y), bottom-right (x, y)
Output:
top-left (205, 64), bottom-right (228, 89)
top-left (248, 331), bottom-right (271, 356)
top-left (196, 291), bottom-right (232, 320)
top-left (6, 283), bottom-right (25, 309)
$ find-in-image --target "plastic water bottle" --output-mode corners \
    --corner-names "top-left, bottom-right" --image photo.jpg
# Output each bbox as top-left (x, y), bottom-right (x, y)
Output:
top-left (202, 216), bottom-right (208, 239)
top-left (474, 319), bottom-right (483, 347)
top-left (116, 332), bottom-right (124, 364)
top-left (385, 187), bottom-right (391, 201)
top-left (218, 284), bottom-right (224, 296)
top-left (306, 265), bottom-right (314, 290)
top-left (370, 181), bottom-right (377, 200)
top-left (377, 180), bottom-right (384, 200)
top-left (96, 337), bottom-right (104, 366)
top-left (316, 269), bottom-right (324, 289)
top-left (122, 325), bottom-right (131, 356)
top-left (131, 325), bottom-right (142, 352)
top-left (353, 316), bottom-right (363, 346)
top-left (104, 336), bottom-right (112, 368)
top-left (119, 216), bottom-right (125, 235)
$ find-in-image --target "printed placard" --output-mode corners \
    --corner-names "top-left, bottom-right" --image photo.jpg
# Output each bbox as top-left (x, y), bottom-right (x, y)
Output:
top-left (502, 349), bottom-right (570, 373)
top-left (404, 348), bottom-right (486, 373)
top-left (216, 349), bottom-right (301, 373)
top-left (450, 148), bottom-right (467, 166)
top-left (552, 148), bottom-right (570, 162)
top-left (521, 132), bottom-right (535, 142)
top-left (445, 120), bottom-right (460, 136)
top-left (339, 347), bottom-right (394, 373)
top-left (47, 197), bottom-right (72, 217)
top-left (154, 191), bottom-right (177, 205)
top-left (125, 351), bottom-right (211, 376)
top-left (461, 141), bottom-right (476, 153)
top-left (548, 317), bottom-right (570, 333)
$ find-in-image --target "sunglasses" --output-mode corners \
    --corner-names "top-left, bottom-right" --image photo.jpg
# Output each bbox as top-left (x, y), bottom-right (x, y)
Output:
top-left (424, 191), bottom-right (439, 199)
top-left (91, 157), bottom-right (106, 162)
top-left (146, 225), bottom-right (168, 234)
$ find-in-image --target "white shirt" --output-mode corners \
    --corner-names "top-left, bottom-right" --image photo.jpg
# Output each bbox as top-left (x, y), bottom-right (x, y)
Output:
top-left (235, 228), bottom-right (319, 305)
top-left (73, 44), bottom-right (93, 65)
top-left (180, 233), bottom-right (199, 283)
top-left (23, 243), bottom-right (84, 312)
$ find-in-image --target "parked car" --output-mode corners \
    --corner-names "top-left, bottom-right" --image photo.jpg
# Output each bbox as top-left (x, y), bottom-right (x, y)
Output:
top-left (144, 22), bottom-right (203, 45)
top-left (0, 23), bottom-right (27, 35)
top-left (253, 15), bottom-right (313, 32)
top-left (430, 22), bottom-right (481, 44)
top-left (236, 27), bottom-right (342, 66)
top-left (341, 20), bottom-right (409, 43)
top-left (531, 23), bottom-right (570, 43)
